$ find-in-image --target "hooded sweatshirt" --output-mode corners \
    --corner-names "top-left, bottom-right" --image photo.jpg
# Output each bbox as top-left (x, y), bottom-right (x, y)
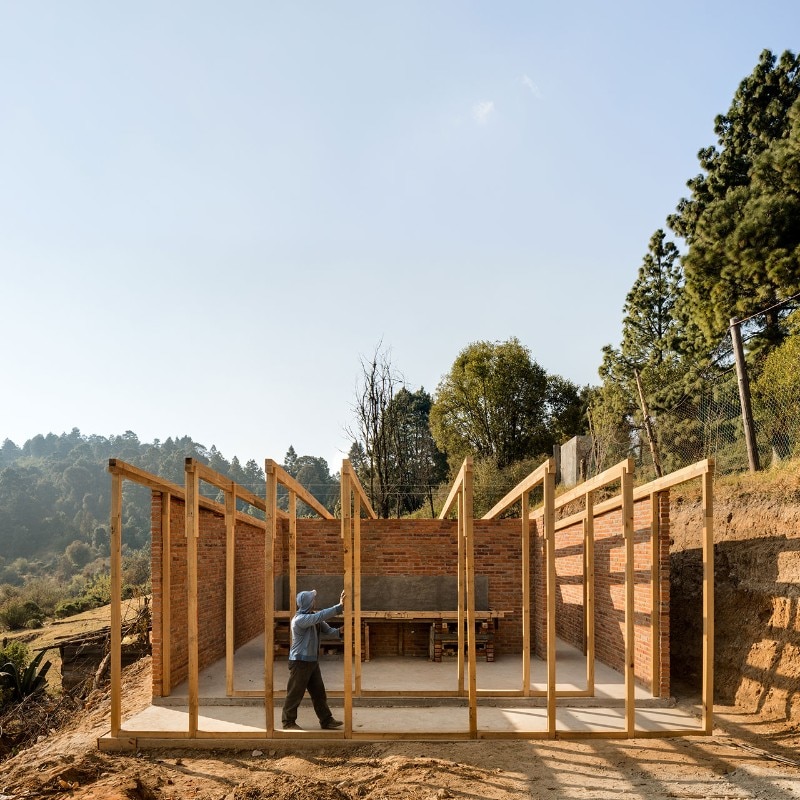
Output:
top-left (289, 589), bottom-right (344, 662)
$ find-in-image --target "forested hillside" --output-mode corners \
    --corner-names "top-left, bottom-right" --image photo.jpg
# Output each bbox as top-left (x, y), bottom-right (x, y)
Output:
top-left (0, 430), bottom-right (337, 590)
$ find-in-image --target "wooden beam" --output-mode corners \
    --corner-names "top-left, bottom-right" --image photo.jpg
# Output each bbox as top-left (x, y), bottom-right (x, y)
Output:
top-left (342, 471), bottom-right (353, 737)
top-left (110, 472), bottom-right (122, 737)
top-left (463, 458), bottom-right (477, 737)
top-left (650, 492), bottom-right (660, 698)
top-left (289, 492), bottom-right (297, 616)
top-left (161, 492), bottom-right (172, 697)
top-left (702, 461), bottom-right (715, 734)
top-left (544, 462), bottom-right (556, 738)
top-left (225, 487), bottom-right (235, 697)
top-left (439, 459), bottom-right (468, 519)
top-left (191, 459), bottom-right (268, 516)
top-left (457, 490), bottom-right (465, 695)
top-left (343, 459), bottom-right (378, 519)
top-left (622, 462), bottom-right (635, 737)
top-left (185, 462), bottom-right (200, 737)
top-left (521, 492), bottom-right (531, 696)
top-left (264, 460), bottom-right (278, 737)
top-left (354, 495), bottom-right (363, 696)
top-left (482, 458), bottom-right (553, 519)
top-left (110, 458), bottom-right (287, 522)
top-left (266, 458), bottom-right (334, 519)
top-left (585, 494), bottom-right (595, 695)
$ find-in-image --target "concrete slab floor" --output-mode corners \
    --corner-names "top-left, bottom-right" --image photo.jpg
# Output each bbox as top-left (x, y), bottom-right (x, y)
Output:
top-left (164, 635), bottom-right (658, 704)
top-left (106, 636), bottom-right (704, 742)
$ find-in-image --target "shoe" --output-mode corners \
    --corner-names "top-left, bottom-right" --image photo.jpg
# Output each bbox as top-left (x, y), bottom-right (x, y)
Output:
top-left (282, 722), bottom-right (303, 731)
top-left (320, 718), bottom-right (343, 729)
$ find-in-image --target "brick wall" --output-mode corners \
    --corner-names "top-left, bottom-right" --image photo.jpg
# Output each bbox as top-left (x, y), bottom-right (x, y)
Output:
top-left (532, 492), bottom-right (671, 695)
top-left (151, 492), bottom-right (670, 697)
top-left (151, 493), bottom-right (266, 697)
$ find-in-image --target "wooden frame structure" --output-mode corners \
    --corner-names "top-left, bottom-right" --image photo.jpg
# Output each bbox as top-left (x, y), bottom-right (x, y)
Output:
top-left (525, 456), bottom-right (715, 738)
top-left (105, 454), bottom-right (714, 744)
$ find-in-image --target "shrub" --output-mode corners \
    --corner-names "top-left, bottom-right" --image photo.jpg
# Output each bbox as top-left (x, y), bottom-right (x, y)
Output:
top-left (0, 649), bottom-right (52, 703)
top-left (54, 599), bottom-right (86, 619)
top-left (0, 601), bottom-right (29, 631)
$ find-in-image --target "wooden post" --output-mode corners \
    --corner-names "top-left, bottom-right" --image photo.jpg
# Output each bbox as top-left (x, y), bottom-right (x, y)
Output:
top-left (289, 492), bottom-right (297, 616)
top-left (585, 492), bottom-right (595, 695)
top-left (702, 462), bottom-right (715, 734)
top-left (634, 368), bottom-right (663, 478)
top-left (544, 462), bottom-right (556, 737)
top-left (265, 460), bottom-right (278, 736)
top-left (457, 490), bottom-right (465, 695)
top-left (730, 317), bottom-right (760, 472)
top-left (110, 472), bottom-right (122, 736)
top-left (225, 487), bottom-right (236, 697)
top-left (622, 461), bottom-right (635, 737)
top-left (521, 492), bottom-right (531, 696)
top-left (185, 462), bottom-right (199, 737)
top-left (342, 471), bottom-right (353, 737)
top-left (161, 491), bottom-right (171, 697)
top-left (463, 458), bottom-right (477, 737)
top-left (650, 492), bottom-right (661, 698)
top-left (354, 495), bottom-right (363, 696)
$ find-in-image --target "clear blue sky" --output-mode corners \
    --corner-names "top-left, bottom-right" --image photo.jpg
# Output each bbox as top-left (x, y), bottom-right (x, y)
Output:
top-left (2, 2), bottom-right (798, 471)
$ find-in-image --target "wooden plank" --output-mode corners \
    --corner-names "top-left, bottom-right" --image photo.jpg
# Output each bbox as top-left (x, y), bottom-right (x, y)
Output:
top-left (192, 460), bottom-right (267, 514)
top-left (544, 463), bottom-right (556, 738)
top-left (225, 487), bottom-right (235, 697)
top-left (266, 458), bottom-right (334, 519)
top-left (546, 458), bottom-right (713, 530)
top-left (343, 459), bottom-right (378, 519)
top-left (356, 610), bottom-right (507, 619)
top-left (109, 458), bottom-right (287, 522)
top-left (702, 461), bottom-right (715, 735)
top-left (110, 472), bottom-right (122, 737)
top-left (585, 494), bottom-right (595, 695)
top-left (622, 462), bottom-right (635, 737)
top-left (650, 492), bottom-right (660, 698)
top-left (482, 458), bottom-right (553, 519)
top-left (463, 458), bottom-right (477, 737)
top-left (185, 462), bottom-right (200, 737)
top-left (161, 492), bottom-right (172, 697)
top-left (354, 495), bottom-right (363, 695)
top-left (543, 457), bottom-right (630, 511)
top-left (342, 471), bottom-right (353, 737)
top-left (265, 460), bottom-right (278, 737)
top-left (457, 490), bottom-right (465, 695)
top-left (521, 492), bottom-right (531, 696)
top-left (289, 492), bottom-right (297, 616)
top-left (439, 459), bottom-right (468, 519)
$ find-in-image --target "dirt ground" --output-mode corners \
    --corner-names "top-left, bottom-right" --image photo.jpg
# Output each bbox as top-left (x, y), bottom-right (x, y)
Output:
top-left (2, 656), bottom-right (800, 800)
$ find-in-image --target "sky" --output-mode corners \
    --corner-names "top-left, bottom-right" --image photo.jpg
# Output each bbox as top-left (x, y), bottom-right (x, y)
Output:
top-left (1, 1), bottom-right (799, 472)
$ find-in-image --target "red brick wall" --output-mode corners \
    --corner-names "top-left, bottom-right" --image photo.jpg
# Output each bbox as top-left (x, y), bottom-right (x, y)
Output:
top-left (151, 493), bottom-right (669, 696)
top-left (151, 493), bottom-right (266, 697)
top-left (532, 493), bottom-right (671, 695)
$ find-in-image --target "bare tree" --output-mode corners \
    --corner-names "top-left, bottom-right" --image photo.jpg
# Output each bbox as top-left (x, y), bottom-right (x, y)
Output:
top-left (347, 343), bottom-right (403, 518)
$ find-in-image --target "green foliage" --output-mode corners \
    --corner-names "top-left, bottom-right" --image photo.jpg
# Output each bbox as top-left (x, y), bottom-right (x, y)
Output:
top-left (753, 333), bottom-right (800, 459)
top-left (0, 600), bottom-right (30, 631)
top-left (0, 649), bottom-right (51, 704)
top-left (431, 338), bottom-right (564, 470)
top-left (669, 50), bottom-right (800, 354)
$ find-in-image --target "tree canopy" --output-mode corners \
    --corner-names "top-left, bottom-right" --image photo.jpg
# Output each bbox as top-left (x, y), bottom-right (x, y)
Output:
top-left (669, 49), bottom-right (800, 353)
top-left (430, 338), bottom-right (585, 470)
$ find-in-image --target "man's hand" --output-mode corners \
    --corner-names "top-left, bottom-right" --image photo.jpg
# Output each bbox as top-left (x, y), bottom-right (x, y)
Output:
top-left (340, 589), bottom-right (346, 605)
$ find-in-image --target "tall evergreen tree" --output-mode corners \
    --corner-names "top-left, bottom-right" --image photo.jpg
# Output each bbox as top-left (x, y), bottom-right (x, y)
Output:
top-left (668, 49), bottom-right (800, 353)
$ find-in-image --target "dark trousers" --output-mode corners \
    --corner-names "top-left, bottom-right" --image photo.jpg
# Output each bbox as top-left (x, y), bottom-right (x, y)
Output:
top-left (282, 660), bottom-right (335, 727)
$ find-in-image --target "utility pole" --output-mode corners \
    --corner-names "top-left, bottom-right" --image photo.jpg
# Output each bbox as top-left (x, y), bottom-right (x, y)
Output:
top-left (730, 317), bottom-right (760, 472)
top-left (634, 369), bottom-right (663, 478)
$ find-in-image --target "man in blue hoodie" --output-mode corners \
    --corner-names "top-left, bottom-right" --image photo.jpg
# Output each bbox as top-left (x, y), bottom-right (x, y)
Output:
top-left (282, 588), bottom-right (345, 731)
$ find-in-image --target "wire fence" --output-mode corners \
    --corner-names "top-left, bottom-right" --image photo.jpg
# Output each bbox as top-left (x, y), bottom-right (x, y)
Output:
top-left (607, 363), bottom-right (799, 483)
